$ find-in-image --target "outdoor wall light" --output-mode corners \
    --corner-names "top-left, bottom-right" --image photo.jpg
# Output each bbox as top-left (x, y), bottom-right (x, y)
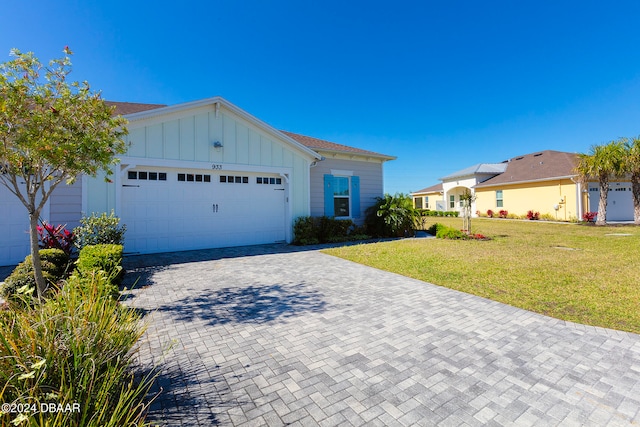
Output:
top-left (213, 141), bottom-right (223, 150)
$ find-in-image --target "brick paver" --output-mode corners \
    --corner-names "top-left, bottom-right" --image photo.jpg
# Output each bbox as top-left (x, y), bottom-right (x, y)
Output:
top-left (122, 244), bottom-right (640, 426)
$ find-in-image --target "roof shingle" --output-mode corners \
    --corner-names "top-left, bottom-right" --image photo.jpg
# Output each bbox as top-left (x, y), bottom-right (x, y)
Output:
top-left (105, 101), bottom-right (167, 115)
top-left (474, 150), bottom-right (578, 188)
top-left (280, 131), bottom-right (395, 160)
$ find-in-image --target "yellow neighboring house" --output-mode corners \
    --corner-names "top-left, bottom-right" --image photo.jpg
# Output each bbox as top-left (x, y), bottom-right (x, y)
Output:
top-left (411, 150), bottom-right (638, 221)
top-left (473, 151), bottom-right (580, 220)
top-left (413, 149), bottom-right (635, 221)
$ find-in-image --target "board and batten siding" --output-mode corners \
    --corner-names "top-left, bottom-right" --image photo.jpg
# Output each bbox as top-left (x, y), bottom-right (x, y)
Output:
top-left (310, 156), bottom-right (385, 225)
top-left (85, 102), bottom-right (312, 227)
top-left (49, 179), bottom-right (82, 229)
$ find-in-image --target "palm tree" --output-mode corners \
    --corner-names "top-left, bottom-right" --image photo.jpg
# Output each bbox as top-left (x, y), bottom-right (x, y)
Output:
top-left (625, 137), bottom-right (640, 224)
top-left (575, 139), bottom-right (627, 225)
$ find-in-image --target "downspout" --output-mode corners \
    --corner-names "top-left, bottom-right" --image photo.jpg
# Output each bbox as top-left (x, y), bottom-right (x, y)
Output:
top-left (571, 176), bottom-right (583, 220)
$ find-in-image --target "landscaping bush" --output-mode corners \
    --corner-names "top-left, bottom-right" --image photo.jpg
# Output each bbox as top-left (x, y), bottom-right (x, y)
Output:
top-left (38, 222), bottom-right (76, 255)
top-left (499, 210), bottom-right (508, 218)
top-left (583, 211), bottom-right (597, 222)
top-left (366, 193), bottom-right (420, 237)
top-left (73, 211), bottom-right (126, 250)
top-left (486, 209), bottom-right (494, 218)
top-left (539, 213), bottom-right (556, 221)
top-left (426, 222), bottom-right (487, 240)
top-left (0, 273), bottom-right (155, 426)
top-left (527, 210), bottom-right (540, 220)
top-left (436, 225), bottom-right (468, 239)
top-left (76, 245), bottom-right (124, 297)
top-left (1, 249), bottom-right (70, 303)
top-left (293, 216), bottom-right (319, 245)
top-left (426, 223), bottom-right (443, 236)
top-left (293, 216), bottom-right (368, 245)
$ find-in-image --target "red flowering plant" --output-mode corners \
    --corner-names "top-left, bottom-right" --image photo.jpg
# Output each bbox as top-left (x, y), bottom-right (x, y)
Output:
top-left (499, 210), bottom-right (508, 218)
top-left (527, 210), bottom-right (540, 220)
top-left (37, 221), bottom-right (76, 255)
top-left (486, 209), bottom-right (494, 218)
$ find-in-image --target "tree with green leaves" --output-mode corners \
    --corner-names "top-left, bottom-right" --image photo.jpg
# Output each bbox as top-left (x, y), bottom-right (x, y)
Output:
top-left (575, 139), bottom-right (627, 225)
top-left (0, 47), bottom-right (128, 300)
top-left (625, 137), bottom-right (640, 224)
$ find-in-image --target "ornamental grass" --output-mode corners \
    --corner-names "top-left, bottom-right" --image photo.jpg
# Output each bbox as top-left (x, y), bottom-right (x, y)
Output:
top-left (0, 272), bottom-right (155, 426)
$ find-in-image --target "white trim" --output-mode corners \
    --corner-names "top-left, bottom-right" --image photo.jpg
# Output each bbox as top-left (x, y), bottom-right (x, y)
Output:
top-left (117, 156), bottom-right (293, 175)
top-left (474, 175), bottom-right (577, 189)
top-left (330, 169), bottom-right (353, 176)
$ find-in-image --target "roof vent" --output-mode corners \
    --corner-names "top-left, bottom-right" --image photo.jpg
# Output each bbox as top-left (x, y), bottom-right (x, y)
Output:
top-left (533, 153), bottom-right (543, 157)
top-left (515, 156), bottom-right (524, 160)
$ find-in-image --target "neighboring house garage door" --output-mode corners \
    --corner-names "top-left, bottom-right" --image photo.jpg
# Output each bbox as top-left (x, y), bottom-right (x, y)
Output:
top-left (0, 184), bottom-right (31, 266)
top-left (120, 168), bottom-right (287, 254)
top-left (588, 182), bottom-right (633, 221)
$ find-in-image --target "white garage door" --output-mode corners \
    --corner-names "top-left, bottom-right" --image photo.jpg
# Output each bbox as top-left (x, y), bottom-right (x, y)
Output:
top-left (588, 183), bottom-right (633, 221)
top-left (120, 168), bottom-right (287, 254)
top-left (0, 184), bottom-right (31, 266)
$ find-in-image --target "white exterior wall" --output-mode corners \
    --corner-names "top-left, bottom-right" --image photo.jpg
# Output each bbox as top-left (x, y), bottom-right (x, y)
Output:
top-left (84, 102), bottom-right (314, 242)
top-left (442, 176), bottom-right (478, 213)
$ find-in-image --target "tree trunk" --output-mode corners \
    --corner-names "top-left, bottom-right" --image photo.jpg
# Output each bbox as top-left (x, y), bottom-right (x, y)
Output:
top-left (28, 211), bottom-right (47, 301)
top-left (596, 177), bottom-right (608, 226)
top-left (632, 173), bottom-right (640, 225)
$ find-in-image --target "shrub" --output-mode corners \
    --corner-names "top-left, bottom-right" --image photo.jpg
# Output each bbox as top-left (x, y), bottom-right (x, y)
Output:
top-left (499, 210), bottom-right (508, 218)
top-left (426, 223), bottom-right (443, 236)
top-left (486, 209), bottom-right (494, 218)
top-left (367, 193), bottom-right (420, 237)
top-left (76, 245), bottom-right (124, 295)
top-left (436, 225), bottom-right (467, 239)
top-left (0, 273), bottom-right (155, 426)
top-left (527, 210), bottom-right (540, 220)
top-left (583, 211), bottom-right (597, 222)
top-left (73, 211), bottom-right (126, 250)
top-left (293, 216), bottom-right (368, 245)
top-left (1, 249), bottom-right (70, 303)
top-left (38, 222), bottom-right (76, 255)
top-left (427, 223), bottom-right (489, 240)
top-left (293, 216), bottom-right (318, 245)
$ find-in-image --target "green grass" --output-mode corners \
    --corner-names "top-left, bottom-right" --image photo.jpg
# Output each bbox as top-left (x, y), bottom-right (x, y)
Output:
top-left (324, 217), bottom-right (640, 333)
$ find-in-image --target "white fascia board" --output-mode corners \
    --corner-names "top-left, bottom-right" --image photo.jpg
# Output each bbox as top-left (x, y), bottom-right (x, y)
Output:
top-left (473, 175), bottom-right (578, 189)
top-left (315, 148), bottom-right (396, 162)
top-left (117, 156), bottom-right (293, 175)
top-left (123, 96), bottom-right (322, 162)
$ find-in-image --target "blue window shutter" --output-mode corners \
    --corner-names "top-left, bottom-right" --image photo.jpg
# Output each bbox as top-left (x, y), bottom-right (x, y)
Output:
top-left (351, 176), bottom-right (361, 218)
top-left (324, 174), bottom-right (334, 216)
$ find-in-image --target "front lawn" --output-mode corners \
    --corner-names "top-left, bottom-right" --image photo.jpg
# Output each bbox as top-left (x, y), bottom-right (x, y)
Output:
top-left (324, 217), bottom-right (640, 333)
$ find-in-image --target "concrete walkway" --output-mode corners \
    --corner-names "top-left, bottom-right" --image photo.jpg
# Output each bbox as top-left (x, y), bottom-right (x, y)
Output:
top-left (123, 244), bottom-right (640, 426)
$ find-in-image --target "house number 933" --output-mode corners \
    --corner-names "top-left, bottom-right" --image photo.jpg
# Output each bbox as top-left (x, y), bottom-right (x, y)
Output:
top-left (211, 164), bottom-right (223, 170)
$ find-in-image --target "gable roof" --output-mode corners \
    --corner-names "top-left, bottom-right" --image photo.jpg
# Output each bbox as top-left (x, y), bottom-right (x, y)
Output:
top-left (439, 163), bottom-right (507, 181)
top-left (474, 150), bottom-right (578, 188)
top-left (411, 183), bottom-right (443, 195)
top-left (106, 101), bottom-right (167, 115)
top-left (105, 99), bottom-right (393, 160)
top-left (280, 131), bottom-right (395, 161)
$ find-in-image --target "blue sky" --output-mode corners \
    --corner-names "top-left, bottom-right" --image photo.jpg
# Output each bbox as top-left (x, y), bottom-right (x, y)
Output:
top-left (3, 1), bottom-right (640, 193)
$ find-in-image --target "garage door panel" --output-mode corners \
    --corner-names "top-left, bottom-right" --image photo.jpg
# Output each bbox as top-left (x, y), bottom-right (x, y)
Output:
top-left (588, 183), bottom-right (633, 221)
top-left (120, 169), bottom-right (286, 254)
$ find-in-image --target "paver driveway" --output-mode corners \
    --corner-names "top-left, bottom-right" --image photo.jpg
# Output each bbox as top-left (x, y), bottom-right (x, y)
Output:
top-left (123, 244), bottom-right (640, 426)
